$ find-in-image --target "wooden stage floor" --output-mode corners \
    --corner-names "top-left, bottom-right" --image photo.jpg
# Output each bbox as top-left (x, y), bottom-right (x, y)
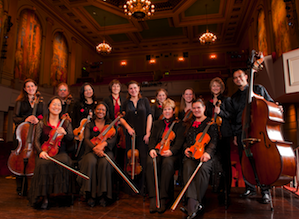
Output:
top-left (0, 176), bottom-right (299, 219)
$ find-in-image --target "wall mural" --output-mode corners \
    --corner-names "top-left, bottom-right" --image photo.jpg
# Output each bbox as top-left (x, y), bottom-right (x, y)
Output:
top-left (257, 9), bottom-right (268, 56)
top-left (50, 32), bottom-right (68, 86)
top-left (14, 9), bottom-right (42, 82)
top-left (271, 0), bottom-right (291, 57)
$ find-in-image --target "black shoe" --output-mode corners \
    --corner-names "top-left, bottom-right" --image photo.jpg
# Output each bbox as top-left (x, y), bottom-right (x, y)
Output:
top-left (187, 204), bottom-right (203, 219)
top-left (99, 197), bottom-right (106, 207)
top-left (157, 199), bottom-right (166, 214)
top-left (149, 198), bottom-right (157, 213)
top-left (40, 197), bottom-right (49, 210)
top-left (262, 194), bottom-right (270, 204)
top-left (240, 190), bottom-right (256, 198)
top-left (87, 198), bottom-right (95, 207)
top-left (180, 207), bottom-right (188, 215)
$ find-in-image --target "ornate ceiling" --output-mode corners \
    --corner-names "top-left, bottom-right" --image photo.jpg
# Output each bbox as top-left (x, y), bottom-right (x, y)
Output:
top-left (35, 0), bottom-right (257, 57)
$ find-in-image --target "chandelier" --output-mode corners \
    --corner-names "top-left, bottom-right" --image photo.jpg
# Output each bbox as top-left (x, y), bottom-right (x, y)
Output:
top-left (123, 0), bottom-right (155, 20)
top-left (199, 4), bottom-right (217, 45)
top-left (96, 17), bottom-right (112, 55)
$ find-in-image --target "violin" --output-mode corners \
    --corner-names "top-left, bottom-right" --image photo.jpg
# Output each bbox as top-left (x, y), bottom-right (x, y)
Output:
top-left (41, 113), bottom-right (71, 157)
top-left (90, 113), bottom-right (123, 146)
top-left (8, 92), bottom-right (43, 177)
top-left (155, 119), bottom-right (178, 156)
top-left (73, 109), bottom-right (92, 142)
top-left (241, 51), bottom-right (296, 187)
top-left (189, 101), bottom-right (220, 159)
top-left (182, 109), bottom-right (193, 122)
top-left (117, 125), bottom-right (126, 149)
top-left (126, 132), bottom-right (142, 180)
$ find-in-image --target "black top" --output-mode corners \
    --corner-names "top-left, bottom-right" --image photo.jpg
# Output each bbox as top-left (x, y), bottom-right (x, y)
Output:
top-left (34, 120), bottom-right (74, 155)
top-left (83, 120), bottom-right (117, 155)
top-left (205, 94), bottom-right (233, 138)
top-left (13, 99), bottom-right (44, 127)
top-left (148, 118), bottom-right (185, 156)
top-left (103, 94), bottom-right (125, 121)
top-left (185, 117), bottom-right (218, 158)
top-left (122, 97), bottom-right (152, 136)
top-left (151, 104), bottom-right (163, 121)
top-left (72, 100), bottom-right (97, 129)
top-left (230, 84), bottom-right (274, 136)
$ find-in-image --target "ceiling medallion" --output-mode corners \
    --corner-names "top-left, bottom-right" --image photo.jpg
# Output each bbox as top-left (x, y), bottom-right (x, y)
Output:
top-left (199, 4), bottom-right (217, 45)
top-left (123, 0), bottom-right (155, 20)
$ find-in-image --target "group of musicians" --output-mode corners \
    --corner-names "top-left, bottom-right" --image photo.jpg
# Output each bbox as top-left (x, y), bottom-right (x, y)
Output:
top-left (11, 67), bottom-right (277, 219)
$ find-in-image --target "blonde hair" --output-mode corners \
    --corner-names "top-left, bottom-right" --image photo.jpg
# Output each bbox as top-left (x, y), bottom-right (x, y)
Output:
top-left (162, 98), bottom-right (175, 110)
top-left (209, 77), bottom-right (225, 94)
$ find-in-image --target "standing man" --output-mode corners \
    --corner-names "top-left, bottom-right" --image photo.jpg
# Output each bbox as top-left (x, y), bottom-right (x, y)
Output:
top-left (57, 82), bottom-right (73, 115)
top-left (230, 69), bottom-right (279, 204)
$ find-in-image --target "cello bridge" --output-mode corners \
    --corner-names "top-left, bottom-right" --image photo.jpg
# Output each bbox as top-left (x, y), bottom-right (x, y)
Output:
top-left (242, 138), bottom-right (261, 145)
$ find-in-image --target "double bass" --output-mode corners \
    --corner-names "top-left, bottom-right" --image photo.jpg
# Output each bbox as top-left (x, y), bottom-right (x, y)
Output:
top-left (241, 51), bottom-right (296, 188)
top-left (7, 92), bottom-right (43, 195)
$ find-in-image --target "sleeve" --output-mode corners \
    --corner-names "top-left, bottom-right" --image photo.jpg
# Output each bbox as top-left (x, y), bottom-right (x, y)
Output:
top-left (105, 128), bottom-right (117, 152)
top-left (144, 98), bottom-right (152, 117)
top-left (148, 121), bottom-right (160, 151)
top-left (218, 97), bottom-right (232, 120)
top-left (13, 101), bottom-right (27, 126)
top-left (64, 120), bottom-right (74, 142)
top-left (261, 86), bottom-right (274, 102)
top-left (205, 124), bottom-right (218, 158)
top-left (34, 121), bottom-right (43, 155)
top-left (83, 122), bottom-right (96, 151)
top-left (169, 122), bottom-right (185, 156)
top-left (122, 100), bottom-right (127, 115)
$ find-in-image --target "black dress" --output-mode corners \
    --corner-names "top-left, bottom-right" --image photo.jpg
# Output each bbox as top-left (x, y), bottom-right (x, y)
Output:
top-left (183, 118), bottom-right (218, 204)
top-left (151, 103), bottom-right (163, 121)
top-left (122, 97), bottom-right (152, 194)
top-left (28, 120), bottom-right (74, 207)
top-left (77, 120), bottom-right (117, 200)
top-left (146, 118), bottom-right (185, 199)
top-left (205, 95), bottom-right (233, 200)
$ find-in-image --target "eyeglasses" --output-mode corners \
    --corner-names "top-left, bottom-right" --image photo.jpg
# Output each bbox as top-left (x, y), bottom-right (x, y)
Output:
top-left (59, 89), bottom-right (67, 92)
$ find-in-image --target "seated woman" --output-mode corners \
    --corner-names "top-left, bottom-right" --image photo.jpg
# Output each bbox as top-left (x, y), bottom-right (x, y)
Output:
top-left (28, 97), bottom-right (74, 209)
top-left (146, 98), bottom-right (185, 214)
top-left (77, 102), bottom-right (117, 207)
top-left (181, 98), bottom-right (218, 219)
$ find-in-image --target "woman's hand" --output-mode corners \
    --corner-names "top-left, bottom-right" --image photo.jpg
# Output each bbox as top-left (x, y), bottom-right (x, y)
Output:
top-left (149, 149), bottom-right (157, 158)
top-left (56, 127), bottom-right (67, 135)
top-left (233, 136), bottom-right (238, 146)
top-left (93, 142), bottom-right (106, 157)
top-left (200, 152), bottom-right (211, 162)
top-left (214, 105), bottom-right (220, 114)
top-left (127, 126), bottom-right (135, 136)
top-left (184, 148), bottom-right (191, 158)
top-left (143, 133), bottom-right (150, 144)
top-left (161, 149), bottom-right (172, 157)
top-left (25, 115), bottom-right (39, 124)
top-left (39, 151), bottom-right (49, 160)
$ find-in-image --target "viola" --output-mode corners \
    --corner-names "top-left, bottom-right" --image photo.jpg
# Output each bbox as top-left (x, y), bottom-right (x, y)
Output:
top-left (41, 113), bottom-right (71, 157)
top-left (155, 119), bottom-right (178, 156)
top-left (189, 101), bottom-right (220, 160)
top-left (8, 92), bottom-right (43, 177)
top-left (126, 133), bottom-right (142, 180)
top-left (241, 51), bottom-right (296, 187)
top-left (90, 113), bottom-right (123, 146)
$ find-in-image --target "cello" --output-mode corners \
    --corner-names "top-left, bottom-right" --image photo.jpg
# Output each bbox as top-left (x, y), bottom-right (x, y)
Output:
top-left (7, 92), bottom-right (43, 195)
top-left (241, 51), bottom-right (296, 190)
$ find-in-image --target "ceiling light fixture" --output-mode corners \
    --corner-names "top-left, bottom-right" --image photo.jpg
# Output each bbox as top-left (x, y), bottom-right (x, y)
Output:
top-left (123, 0), bottom-right (155, 20)
top-left (96, 17), bottom-right (112, 55)
top-left (199, 4), bottom-right (217, 45)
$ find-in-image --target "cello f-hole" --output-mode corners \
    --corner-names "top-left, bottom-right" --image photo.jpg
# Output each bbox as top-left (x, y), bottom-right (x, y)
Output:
top-left (260, 132), bottom-right (271, 149)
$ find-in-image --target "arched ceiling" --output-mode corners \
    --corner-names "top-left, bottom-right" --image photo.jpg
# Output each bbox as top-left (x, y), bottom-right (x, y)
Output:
top-left (35, 0), bottom-right (257, 57)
